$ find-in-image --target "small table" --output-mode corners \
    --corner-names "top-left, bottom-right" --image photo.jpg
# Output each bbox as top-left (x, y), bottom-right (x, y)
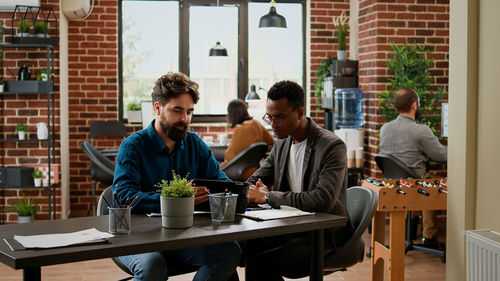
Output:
top-left (0, 213), bottom-right (346, 281)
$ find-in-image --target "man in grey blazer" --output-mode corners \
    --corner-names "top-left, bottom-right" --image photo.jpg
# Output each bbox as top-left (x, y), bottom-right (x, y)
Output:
top-left (245, 80), bottom-right (354, 281)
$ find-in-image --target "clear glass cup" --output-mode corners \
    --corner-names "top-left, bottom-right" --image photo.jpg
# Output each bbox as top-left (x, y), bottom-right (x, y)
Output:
top-left (108, 207), bottom-right (131, 234)
top-left (208, 193), bottom-right (238, 223)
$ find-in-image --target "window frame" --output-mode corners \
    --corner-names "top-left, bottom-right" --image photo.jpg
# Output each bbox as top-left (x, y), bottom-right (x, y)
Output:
top-left (119, 0), bottom-right (306, 123)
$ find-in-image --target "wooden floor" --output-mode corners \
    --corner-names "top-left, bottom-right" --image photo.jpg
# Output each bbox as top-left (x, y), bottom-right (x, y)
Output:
top-left (0, 232), bottom-right (445, 281)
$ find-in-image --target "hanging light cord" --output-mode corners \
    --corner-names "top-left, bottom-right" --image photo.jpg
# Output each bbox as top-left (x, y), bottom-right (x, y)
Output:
top-left (216, 0), bottom-right (220, 42)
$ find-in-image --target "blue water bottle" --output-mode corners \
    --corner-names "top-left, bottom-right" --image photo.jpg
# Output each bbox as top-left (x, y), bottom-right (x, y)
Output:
top-left (334, 88), bottom-right (364, 128)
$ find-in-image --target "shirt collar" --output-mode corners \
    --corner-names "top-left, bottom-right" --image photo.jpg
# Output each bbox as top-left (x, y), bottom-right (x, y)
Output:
top-left (397, 115), bottom-right (416, 122)
top-left (146, 120), bottom-right (187, 153)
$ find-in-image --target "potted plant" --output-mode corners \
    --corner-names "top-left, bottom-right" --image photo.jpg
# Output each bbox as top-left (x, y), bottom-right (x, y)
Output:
top-left (15, 123), bottom-right (28, 140)
top-left (126, 102), bottom-right (142, 124)
top-left (156, 172), bottom-right (195, 228)
top-left (10, 194), bottom-right (37, 223)
top-left (34, 21), bottom-right (48, 38)
top-left (32, 170), bottom-right (43, 187)
top-left (18, 20), bottom-right (31, 38)
top-left (333, 11), bottom-right (348, 60)
top-left (314, 57), bottom-right (334, 97)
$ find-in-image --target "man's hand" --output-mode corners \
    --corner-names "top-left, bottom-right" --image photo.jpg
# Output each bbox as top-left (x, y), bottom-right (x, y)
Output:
top-left (247, 179), bottom-right (269, 206)
top-left (193, 186), bottom-right (208, 205)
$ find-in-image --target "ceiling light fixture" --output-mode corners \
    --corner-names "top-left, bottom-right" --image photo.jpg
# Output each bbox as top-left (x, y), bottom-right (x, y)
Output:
top-left (209, 0), bottom-right (228, 56)
top-left (245, 85), bottom-right (261, 101)
top-left (259, 0), bottom-right (287, 28)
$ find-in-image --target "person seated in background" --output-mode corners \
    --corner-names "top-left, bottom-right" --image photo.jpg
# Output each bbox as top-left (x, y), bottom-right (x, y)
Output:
top-left (379, 88), bottom-right (447, 247)
top-left (244, 80), bottom-right (354, 281)
top-left (113, 72), bottom-right (240, 281)
top-left (220, 99), bottom-right (274, 180)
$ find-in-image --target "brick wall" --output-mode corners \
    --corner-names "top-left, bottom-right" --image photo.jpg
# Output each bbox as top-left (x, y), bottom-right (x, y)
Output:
top-left (358, 0), bottom-right (449, 177)
top-left (0, 0), bottom-right (61, 223)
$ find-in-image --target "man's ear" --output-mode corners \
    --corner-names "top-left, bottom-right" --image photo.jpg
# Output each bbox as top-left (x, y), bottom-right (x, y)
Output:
top-left (297, 107), bottom-right (305, 119)
top-left (153, 102), bottom-right (162, 116)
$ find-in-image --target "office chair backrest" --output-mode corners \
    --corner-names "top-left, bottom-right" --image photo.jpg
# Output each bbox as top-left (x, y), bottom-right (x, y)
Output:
top-left (90, 121), bottom-right (127, 144)
top-left (221, 142), bottom-right (268, 181)
top-left (323, 186), bottom-right (378, 272)
top-left (81, 141), bottom-right (115, 186)
top-left (375, 153), bottom-right (420, 179)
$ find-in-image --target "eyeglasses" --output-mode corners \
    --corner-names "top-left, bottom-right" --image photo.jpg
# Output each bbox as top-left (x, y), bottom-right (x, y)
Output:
top-left (262, 109), bottom-right (298, 125)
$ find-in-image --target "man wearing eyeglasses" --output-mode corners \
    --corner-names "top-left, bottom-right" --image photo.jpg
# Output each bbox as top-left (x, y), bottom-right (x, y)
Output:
top-left (245, 80), bottom-right (354, 281)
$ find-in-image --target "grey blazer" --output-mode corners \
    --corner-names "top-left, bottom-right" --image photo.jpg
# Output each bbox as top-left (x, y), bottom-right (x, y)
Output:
top-left (247, 118), bottom-right (353, 250)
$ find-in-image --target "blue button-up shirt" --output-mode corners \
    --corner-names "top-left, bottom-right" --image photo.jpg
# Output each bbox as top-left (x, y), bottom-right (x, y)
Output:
top-left (112, 120), bottom-right (229, 214)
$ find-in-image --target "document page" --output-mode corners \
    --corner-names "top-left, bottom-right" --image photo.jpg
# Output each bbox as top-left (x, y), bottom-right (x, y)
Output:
top-left (239, 205), bottom-right (314, 221)
top-left (12, 228), bottom-right (114, 249)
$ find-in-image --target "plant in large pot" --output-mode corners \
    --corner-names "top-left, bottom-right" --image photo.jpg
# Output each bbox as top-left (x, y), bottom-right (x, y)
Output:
top-left (333, 11), bottom-right (348, 61)
top-left (126, 102), bottom-right (142, 124)
top-left (156, 172), bottom-right (195, 228)
top-left (15, 123), bottom-right (28, 140)
top-left (10, 194), bottom-right (38, 223)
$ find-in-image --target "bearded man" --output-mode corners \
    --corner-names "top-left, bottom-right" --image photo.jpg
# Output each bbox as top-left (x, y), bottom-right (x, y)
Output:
top-left (112, 72), bottom-right (240, 281)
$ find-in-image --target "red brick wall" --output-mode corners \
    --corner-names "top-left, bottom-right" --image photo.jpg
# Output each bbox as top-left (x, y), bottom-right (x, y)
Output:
top-left (358, 0), bottom-right (449, 177)
top-left (0, 0), bottom-right (61, 223)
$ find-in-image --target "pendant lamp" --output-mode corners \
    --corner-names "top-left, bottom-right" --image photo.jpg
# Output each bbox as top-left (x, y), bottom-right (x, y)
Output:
top-left (209, 0), bottom-right (228, 56)
top-left (245, 85), bottom-right (260, 101)
top-left (259, 0), bottom-right (287, 28)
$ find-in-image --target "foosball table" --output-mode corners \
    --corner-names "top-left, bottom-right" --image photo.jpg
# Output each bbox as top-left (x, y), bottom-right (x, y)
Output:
top-left (362, 178), bottom-right (447, 281)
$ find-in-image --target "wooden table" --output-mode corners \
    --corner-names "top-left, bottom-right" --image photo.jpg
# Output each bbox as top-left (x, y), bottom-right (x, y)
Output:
top-left (363, 179), bottom-right (447, 281)
top-left (0, 213), bottom-right (346, 281)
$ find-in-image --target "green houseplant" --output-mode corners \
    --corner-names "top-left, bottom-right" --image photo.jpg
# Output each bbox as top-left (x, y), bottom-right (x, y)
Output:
top-left (32, 170), bottom-right (43, 187)
top-left (34, 21), bottom-right (48, 38)
top-left (15, 123), bottom-right (28, 140)
top-left (18, 20), bottom-right (31, 38)
top-left (334, 11), bottom-right (348, 60)
top-left (314, 58), bottom-right (334, 97)
top-left (126, 102), bottom-right (142, 124)
top-left (377, 43), bottom-right (446, 138)
top-left (11, 194), bottom-right (38, 223)
top-left (156, 172), bottom-right (194, 228)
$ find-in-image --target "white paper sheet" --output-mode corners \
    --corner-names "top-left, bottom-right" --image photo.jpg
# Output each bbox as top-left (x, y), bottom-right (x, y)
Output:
top-left (14, 228), bottom-right (114, 249)
top-left (239, 205), bottom-right (314, 221)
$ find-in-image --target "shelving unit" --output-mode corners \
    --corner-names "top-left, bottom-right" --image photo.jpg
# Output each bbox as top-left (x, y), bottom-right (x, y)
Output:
top-left (0, 43), bottom-right (56, 222)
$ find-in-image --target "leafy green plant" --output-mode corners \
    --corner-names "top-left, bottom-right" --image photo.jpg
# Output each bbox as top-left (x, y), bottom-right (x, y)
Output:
top-left (18, 20), bottom-right (31, 33)
top-left (10, 194), bottom-right (37, 217)
top-left (34, 21), bottom-right (48, 34)
top-left (32, 170), bottom-right (43, 179)
top-left (15, 123), bottom-right (28, 132)
top-left (334, 11), bottom-right (348, 51)
top-left (377, 43), bottom-right (446, 137)
top-left (127, 102), bottom-right (141, 111)
top-left (156, 172), bottom-right (194, 198)
top-left (314, 58), bottom-right (334, 97)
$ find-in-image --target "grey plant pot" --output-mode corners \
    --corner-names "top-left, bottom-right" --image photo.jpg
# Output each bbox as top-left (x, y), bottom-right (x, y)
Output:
top-left (160, 196), bottom-right (194, 228)
top-left (18, 216), bottom-right (33, 224)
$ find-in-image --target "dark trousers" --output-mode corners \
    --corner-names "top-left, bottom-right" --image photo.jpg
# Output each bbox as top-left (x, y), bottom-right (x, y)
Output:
top-left (244, 234), bottom-right (313, 281)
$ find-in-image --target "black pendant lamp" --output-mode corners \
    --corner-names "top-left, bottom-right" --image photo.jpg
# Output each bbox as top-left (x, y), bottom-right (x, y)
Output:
top-left (245, 85), bottom-right (260, 101)
top-left (209, 0), bottom-right (228, 56)
top-left (259, 0), bottom-right (287, 28)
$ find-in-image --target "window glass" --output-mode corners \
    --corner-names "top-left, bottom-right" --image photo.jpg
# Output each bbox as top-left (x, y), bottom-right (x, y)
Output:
top-left (122, 1), bottom-right (179, 118)
top-left (189, 5), bottom-right (239, 115)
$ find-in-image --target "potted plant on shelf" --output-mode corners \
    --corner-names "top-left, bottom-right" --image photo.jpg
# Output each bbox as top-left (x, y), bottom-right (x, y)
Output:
top-left (10, 194), bottom-right (38, 223)
top-left (156, 172), bottom-right (195, 228)
top-left (334, 11), bottom-right (349, 61)
top-left (15, 123), bottom-right (28, 140)
top-left (32, 170), bottom-right (43, 187)
top-left (34, 21), bottom-right (48, 38)
top-left (126, 102), bottom-right (142, 124)
top-left (18, 20), bottom-right (31, 38)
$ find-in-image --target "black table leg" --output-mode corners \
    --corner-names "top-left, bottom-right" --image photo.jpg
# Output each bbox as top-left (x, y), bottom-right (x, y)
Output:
top-left (310, 229), bottom-right (324, 281)
top-left (24, 267), bottom-right (41, 281)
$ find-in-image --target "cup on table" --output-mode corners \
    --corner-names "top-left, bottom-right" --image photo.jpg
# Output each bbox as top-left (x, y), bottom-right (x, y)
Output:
top-left (108, 207), bottom-right (131, 234)
top-left (208, 193), bottom-right (238, 223)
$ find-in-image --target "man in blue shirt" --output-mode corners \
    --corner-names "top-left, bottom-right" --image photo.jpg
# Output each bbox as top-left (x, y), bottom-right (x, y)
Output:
top-left (113, 72), bottom-right (240, 281)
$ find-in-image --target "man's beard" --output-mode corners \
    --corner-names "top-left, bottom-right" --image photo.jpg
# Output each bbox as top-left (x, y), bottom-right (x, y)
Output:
top-left (159, 117), bottom-right (188, 142)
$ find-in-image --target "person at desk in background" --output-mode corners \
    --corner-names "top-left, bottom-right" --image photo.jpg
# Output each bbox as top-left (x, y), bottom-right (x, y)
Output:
top-left (245, 80), bottom-right (354, 281)
top-left (220, 99), bottom-right (274, 179)
top-left (379, 88), bottom-right (447, 247)
top-left (113, 72), bottom-right (240, 281)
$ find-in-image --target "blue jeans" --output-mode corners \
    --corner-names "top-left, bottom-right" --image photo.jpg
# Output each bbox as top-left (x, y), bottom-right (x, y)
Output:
top-left (117, 242), bottom-right (241, 281)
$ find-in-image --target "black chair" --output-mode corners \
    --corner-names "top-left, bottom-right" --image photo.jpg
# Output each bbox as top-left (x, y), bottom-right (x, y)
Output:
top-left (374, 153), bottom-right (445, 261)
top-left (81, 141), bottom-right (115, 216)
top-left (97, 186), bottom-right (239, 281)
top-left (322, 186), bottom-right (378, 274)
top-left (221, 142), bottom-right (268, 181)
top-left (90, 121), bottom-right (127, 157)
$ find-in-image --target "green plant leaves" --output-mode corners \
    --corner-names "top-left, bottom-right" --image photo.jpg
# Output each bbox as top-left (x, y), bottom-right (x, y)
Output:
top-left (314, 58), bottom-right (334, 97)
top-left (10, 194), bottom-right (37, 217)
top-left (156, 171), bottom-right (194, 198)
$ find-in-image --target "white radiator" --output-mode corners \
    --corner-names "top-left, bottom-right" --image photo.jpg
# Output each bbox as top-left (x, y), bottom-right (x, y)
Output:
top-left (464, 229), bottom-right (500, 281)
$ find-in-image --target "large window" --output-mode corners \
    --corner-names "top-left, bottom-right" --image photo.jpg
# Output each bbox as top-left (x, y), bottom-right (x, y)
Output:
top-left (120, 0), bottom-right (305, 121)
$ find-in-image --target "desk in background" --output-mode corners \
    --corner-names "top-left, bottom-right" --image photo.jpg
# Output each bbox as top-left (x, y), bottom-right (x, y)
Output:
top-left (0, 213), bottom-right (346, 281)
